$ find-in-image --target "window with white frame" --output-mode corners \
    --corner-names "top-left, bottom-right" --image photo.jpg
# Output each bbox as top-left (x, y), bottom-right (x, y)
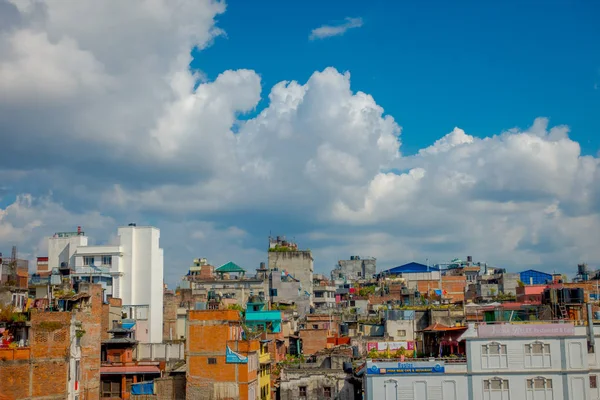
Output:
top-left (397, 330), bottom-right (407, 337)
top-left (483, 377), bottom-right (510, 400)
top-left (526, 377), bottom-right (553, 400)
top-left (524, 342), bottom-right (552, 368)
top-left (481, 342), bottom-right (508, 369)
top-left (83, 256), bottom-right (94, 266)
top-left (102, 255), bottom-right (112, 266)
top-left (247, 353), bottom-right (258, 373)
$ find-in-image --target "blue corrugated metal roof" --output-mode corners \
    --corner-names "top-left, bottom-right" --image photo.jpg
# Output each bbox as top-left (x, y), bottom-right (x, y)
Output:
top-left (383, 262), bottom-right (439, 275)
top-left (520, 269), bottom-right (552, 285)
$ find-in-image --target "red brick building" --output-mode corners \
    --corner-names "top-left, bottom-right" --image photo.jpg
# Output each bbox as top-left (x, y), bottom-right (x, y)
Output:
top-left (186, 310), bottom-right (260, 400)
top-left (0, 283), bottom-right (103, 400)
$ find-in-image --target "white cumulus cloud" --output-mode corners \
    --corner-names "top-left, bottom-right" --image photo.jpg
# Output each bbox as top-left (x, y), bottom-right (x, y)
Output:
top-left (309, 17), bottom-right (363, 40)
top-left (1, 0), bottom-right (600, 284)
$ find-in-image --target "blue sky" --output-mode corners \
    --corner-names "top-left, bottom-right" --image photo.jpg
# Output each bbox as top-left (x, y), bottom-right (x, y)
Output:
top-left (195, 0), bottom-right (600, 155)
top-left (1, 0), bottom-right (600, 287)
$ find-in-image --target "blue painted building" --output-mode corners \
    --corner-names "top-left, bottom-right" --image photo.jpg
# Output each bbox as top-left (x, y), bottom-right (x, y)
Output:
top-left (245, 296), bottom-right (282, 333)
top-left (519, 269), bottom-right (552, 285)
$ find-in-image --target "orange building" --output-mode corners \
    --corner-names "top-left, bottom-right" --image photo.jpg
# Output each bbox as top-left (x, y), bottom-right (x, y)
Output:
top-left (187, 310), bottom-right (260, 400)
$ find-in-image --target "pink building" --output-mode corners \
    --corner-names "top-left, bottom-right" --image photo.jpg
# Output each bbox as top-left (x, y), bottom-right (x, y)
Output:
top-left (516, 284), bottom-right (546, 303)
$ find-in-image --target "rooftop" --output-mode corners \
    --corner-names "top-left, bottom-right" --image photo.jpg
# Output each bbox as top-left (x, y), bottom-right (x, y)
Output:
top-left (216, 262), bottom-right (246, 274)
top-left (382, 262), bottom-right (440, 275)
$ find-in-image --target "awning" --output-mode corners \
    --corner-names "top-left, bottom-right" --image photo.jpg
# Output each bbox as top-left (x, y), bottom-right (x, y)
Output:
top-left (100, 366), bottom-right (161, 375)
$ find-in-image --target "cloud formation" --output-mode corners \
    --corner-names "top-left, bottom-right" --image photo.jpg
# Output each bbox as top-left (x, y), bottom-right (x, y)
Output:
top-left (309, 17), bottom-right (363, 40)
top-left (1, 0), bottom-right (599, 286)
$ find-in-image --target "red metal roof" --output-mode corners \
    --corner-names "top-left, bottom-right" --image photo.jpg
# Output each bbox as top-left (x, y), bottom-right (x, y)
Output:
top-left (100, 366), bottom-right (160, 375)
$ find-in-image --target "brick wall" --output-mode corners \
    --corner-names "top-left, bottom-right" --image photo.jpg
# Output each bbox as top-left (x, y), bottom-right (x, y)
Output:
top-left (76, 283), bottom-right (103, 400)
top-left (1, 285), bottom-right (104, 400)
top-left (163, 291), bottom-right (178, 341)
top-left (0, 361), bottom-right (31, 400)
top-left (186, 310), bottom-right (259, 400)
top-left (25, 311), bottom-right (71, 399)
top-left (299, 329), bottom-right (328, 355)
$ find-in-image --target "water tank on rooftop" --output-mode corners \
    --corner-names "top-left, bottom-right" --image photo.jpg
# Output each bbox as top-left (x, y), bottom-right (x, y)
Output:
top-left (571, 288), bottom-right (584, 304)
top-left (340, 323), bottom-right (349, 335)
top-left (129, 223), bottom-right (136, 227)
top-left (343, 362), bottom-right (353, 373)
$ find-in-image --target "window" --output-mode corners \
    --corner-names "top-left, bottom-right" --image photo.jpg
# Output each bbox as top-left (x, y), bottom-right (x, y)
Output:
top-left (74, 360), bottom-right (81, 383)
top-left (270, 288), bottom-right (278, 297)
top-left (526, 378), bottom-right (553, 400)
top-left (483, 378), bottom-right (510, 400)
top-left (397, 330), bottom-right (407, 337)
top-left (591, 375), bottom-right (598, 389)
top-left (299, 386), bottom-right (307, 397)
top-left (324, 387), bottom-right (332, 398)
top-left (102, 381), bottom-right (121, 398)
top-left (208, 358), bottom-right (217, 364)
top-left (524, 342), bottom-right (551, 368)
top-left (102, 256), bottom-right (112, 266)
top-left (312, 324), bottom-right (319, 329)
top-left (481, 342), bottom-right (508, 369)
top-left (83, 256), bottom-right (94, 266)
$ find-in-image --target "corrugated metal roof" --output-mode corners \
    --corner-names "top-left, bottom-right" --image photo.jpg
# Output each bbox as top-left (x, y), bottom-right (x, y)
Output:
top-left (383, 262), bottom-right (439, 274)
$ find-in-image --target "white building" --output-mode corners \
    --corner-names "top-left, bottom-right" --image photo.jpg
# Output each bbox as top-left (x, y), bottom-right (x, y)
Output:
top-left (47, 227), bottom-right (88, 270)
top-left (364, 321), bottom-right (600, 400)
top-left (313, 284), bottom-right (336, 309)
top-left (47, 224), bottom-right (164, 343)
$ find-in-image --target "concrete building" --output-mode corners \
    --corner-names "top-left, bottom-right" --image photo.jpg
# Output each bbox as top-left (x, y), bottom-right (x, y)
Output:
top-left (47, 227), bottom-right (88, 271)
top-left (279, 347), bottom-right (359, 400)
top-left (269, 269), bottom-right (311, 316)
top-left (313, 275), bottom-right (336, 310)
top-left (44, 225), bottom-right (164, 343)
top-left (184, 261), bottom-right (269, 309)
top-left (332, 256), bottom-right (377, 282)
top-left (385, 314), bottom-right (416, 346)
top-left (186, 309), bottom-right (260, 400)
top-left (268, 236), bottom-right (314, 300)
top-left (363, 321), bottom-right (600, 400)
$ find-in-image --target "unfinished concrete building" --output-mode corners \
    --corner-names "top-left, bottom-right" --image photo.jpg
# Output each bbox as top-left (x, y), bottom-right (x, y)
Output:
top-left (268, 236), bottom-right (314, 299)
top-left (332, 256), bottom-right (376, 282)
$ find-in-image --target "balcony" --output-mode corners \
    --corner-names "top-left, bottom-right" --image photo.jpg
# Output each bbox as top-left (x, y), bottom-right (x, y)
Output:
top-left (259, 351), bottom-right (271, 364)
top-left (74, 266), bottom-right (112, 274)
top-left (0, 347), bottom-right (31, 361)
